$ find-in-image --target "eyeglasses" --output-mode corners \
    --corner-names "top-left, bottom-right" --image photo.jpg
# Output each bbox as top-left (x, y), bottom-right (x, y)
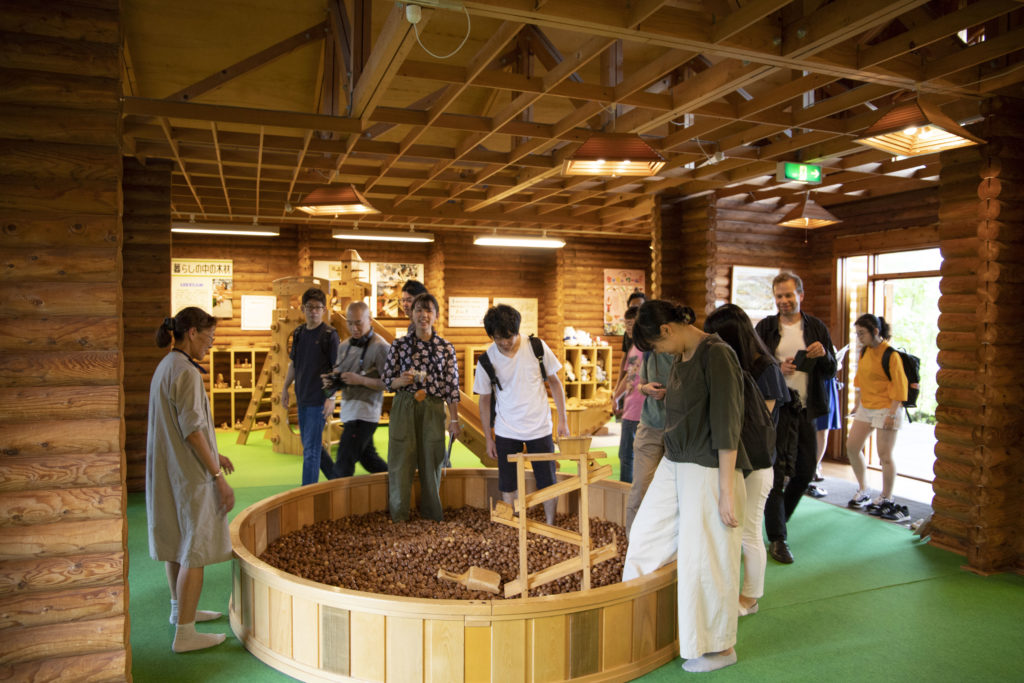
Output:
top-left (304, 304), bottom-right (325, 312)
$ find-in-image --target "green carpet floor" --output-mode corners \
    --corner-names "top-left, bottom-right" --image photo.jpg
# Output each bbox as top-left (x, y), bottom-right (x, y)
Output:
top-left (128, 430), bottom-right (1024, 682)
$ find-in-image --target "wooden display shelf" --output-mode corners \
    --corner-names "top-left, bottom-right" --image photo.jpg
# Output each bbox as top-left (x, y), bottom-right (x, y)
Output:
top-left (562, 344), bottom-right (613, 401)
top-left (207, 347), bottom-right (268, 429)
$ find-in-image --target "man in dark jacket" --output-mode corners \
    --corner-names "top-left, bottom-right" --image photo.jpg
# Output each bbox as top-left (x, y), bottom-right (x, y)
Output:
top-left (755, 272), bottom-right (837, 564)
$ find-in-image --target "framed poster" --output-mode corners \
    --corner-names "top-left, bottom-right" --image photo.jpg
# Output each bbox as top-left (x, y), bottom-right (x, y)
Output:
top-left (371, 262), bottom-right (424, 318)
top-left (448, 297), bottom-right (490, 327)
top-left (493, 297), bottom-right (538, 336)
top-left (730, 265), bottom-right (780, 323)
top-left (171, 259), bottom-right (233, 318)
top-left (603, 269), bottom-right (645, 335)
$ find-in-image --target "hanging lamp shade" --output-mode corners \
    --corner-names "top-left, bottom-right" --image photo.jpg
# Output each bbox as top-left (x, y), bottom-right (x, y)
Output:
top-left (296, 184), bottom-right (379, 216)
top-left (854, 97), bottom-right (985, 157)
top-left (561, 133), bottom-right (666, 177)
top-left (776, 194), bottom-right (841, 229)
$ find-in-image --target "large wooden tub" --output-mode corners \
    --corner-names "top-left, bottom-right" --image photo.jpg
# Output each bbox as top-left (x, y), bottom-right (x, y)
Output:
top-left (230, 469), bottom-right (678, 682)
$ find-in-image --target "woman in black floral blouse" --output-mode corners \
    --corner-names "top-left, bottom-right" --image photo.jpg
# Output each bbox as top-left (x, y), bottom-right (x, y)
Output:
top-left (381, 293), bottom-right (461, 521)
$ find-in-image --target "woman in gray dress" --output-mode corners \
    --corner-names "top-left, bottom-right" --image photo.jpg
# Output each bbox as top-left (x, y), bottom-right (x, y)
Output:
top-left (147, 307), bottom-right (235, 652)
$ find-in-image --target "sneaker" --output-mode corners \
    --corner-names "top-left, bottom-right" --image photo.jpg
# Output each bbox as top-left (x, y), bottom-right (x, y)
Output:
top-left (869, 499), bottom-right (897, 517)
top-left (847, 491), bottom-right (871, 508)
top-left (806, 484), bottom-right (827, 498)
top-left (882, 504), bottom-right (911, 522)
top-left (864, 496), bottom-right (889, 515)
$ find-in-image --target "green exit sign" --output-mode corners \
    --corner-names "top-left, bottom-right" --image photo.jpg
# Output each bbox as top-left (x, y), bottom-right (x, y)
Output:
top-left (776, 162), bottom-right (823, 184)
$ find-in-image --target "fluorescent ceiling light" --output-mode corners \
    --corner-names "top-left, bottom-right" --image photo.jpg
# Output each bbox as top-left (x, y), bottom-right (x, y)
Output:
top-left (332, 228), bottom-right (434, 243)
top-left (473, 234), bottom-right (565, 248)
top-left (297, 184), bottom-right (379, 216)
top-left (854, 96), bottom-right (985, 157)
top-left (562, 133), bottom-right (666, 177)
top-left (171, 221), bottom-right (279, 237)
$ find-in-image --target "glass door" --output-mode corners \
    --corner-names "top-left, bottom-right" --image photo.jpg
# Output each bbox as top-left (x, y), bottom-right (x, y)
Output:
top-left (840, 249), bottom-right (941, 484)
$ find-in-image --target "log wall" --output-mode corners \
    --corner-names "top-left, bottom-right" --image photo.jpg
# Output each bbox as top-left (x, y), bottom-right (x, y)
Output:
top-left (0, 0), bottom-right (129, 679)
top-left (659, 196), bottom-right (713, 318)
top-left (930, 98), bottom-right (1024, 573)
top-left (165, 229), bottom-right (650, 399)
top-left (122, 159), bottom-right (172, 492)
top-left (708, 198), bottom-right (822, 315)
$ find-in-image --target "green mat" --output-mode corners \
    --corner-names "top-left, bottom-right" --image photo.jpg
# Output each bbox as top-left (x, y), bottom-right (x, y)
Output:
top-left (128, 431), bottom-right (1024, 681)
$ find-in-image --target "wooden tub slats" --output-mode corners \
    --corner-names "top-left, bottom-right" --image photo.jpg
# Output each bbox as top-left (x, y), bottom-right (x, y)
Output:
top-left (230, 470), bottom-right (677, 682)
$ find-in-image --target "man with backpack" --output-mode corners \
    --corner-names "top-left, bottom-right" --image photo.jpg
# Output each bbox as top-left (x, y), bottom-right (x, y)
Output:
top-left (473, 304), bottom-right (569, 525)
top-left (281, 288), bottom-right (340, 486)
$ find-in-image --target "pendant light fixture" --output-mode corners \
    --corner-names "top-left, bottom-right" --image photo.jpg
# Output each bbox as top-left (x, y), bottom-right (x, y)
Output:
top-left (296, 184), bottom-right (379, 216)
top-left (561, 132), bottom-right (666, 177)
top-left (854, 96), bottom-right (985, 157)
top-left (776, 193), bottom-right (841, 229)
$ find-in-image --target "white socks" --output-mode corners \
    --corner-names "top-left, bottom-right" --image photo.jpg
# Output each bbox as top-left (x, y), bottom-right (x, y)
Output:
top-left (683, 651), bottom-right (737, 673)
top-left (172, 622), bottom-right (226, 653)
top-left (738, 600), bottom-right (759, 616)
top-left (170, 599), bottom-right (222, 625)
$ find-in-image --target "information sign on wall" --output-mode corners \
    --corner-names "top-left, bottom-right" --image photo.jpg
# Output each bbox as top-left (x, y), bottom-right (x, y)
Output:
top-left (448, 297), bottom-right (490, 327)
top-left (171, 259), bottom-right (233, 318)
top-left (493, 297), bottom-right (539, 336)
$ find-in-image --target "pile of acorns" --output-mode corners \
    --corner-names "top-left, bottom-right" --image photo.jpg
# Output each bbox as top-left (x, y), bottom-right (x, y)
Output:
top-left (259, 506), bottom-right (629, 600)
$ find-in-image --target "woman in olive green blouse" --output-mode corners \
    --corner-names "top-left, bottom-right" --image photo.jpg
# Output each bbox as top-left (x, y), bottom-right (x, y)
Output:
top-left (622, 300), bottom-right (748, 674)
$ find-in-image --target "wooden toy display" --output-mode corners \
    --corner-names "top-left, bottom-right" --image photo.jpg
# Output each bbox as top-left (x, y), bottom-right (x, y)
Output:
top-left (237, 251), bottom-right (371, 452)
top-left (491, 435), bottom-right (618, 598)
top-left (230, 469), bottom-right (678, 682)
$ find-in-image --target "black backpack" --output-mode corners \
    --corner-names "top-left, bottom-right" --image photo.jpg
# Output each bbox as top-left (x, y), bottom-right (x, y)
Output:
top-left (703, 340), bottom-right (776, 471)
top-left (861, 344), bottom-right (921, 418)
top-left (477, 335), bottom-right (547, 430)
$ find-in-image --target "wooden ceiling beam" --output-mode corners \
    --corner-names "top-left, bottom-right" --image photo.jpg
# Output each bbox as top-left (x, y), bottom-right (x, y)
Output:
top-left (164, 21), bottom-right (329, 103)
top-left (858, 0), bottom-right (1018, 69)
top-left (460, 0), bottom-right (980, 96)
top-left (711, 0), bottom-right (790, 44)
top-left (924, 24), bottom-right (1024, 81)
top-left (365, 21), bottom-right (525, 192)
top-left (463, 40), bottom-right (699, 213)
top-left (396, 33), bottom-right (615, 207)
top-left (122, 97), bottom-right (362, 134)
top-left (780, 0), bottom-right (929, 58)
top-left (158, 117), bottom-right (204, 215)
top-left (209, 122), bottom-right (232, 218)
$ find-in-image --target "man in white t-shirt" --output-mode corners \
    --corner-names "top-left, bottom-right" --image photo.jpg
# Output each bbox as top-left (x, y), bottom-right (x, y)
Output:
top-left (755, 272), bottom-right (837, 565)
top-left (473, 304), bottom-right (570, 525)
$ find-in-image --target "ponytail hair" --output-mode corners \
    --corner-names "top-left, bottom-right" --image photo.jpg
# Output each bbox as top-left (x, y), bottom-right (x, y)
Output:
top-left (156, 307), bottom-right (216, 348)
top-left (633, 300), bottom-right (695, 352)
top-left (854, 313), bottom-right (891, 340)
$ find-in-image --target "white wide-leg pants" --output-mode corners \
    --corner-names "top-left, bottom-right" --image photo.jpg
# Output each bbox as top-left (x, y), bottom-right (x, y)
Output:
top-left (623, 459), bottom-right (745, 660)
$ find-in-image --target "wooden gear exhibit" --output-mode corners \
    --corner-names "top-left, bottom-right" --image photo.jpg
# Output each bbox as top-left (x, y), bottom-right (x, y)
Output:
top-left (230, 469), bottom-right (677, 682)
top-left (491, 436), bottom-right (618, 598)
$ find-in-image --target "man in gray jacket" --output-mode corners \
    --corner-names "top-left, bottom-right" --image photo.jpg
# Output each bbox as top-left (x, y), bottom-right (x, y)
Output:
top-left (323, 301), bottom-right (390, 477)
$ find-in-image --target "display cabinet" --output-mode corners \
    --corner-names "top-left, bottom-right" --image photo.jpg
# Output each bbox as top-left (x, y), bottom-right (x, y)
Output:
top-left (207, 348), bottom-right (269, 429)
top-left (562, 345), bottom-right (613, 401)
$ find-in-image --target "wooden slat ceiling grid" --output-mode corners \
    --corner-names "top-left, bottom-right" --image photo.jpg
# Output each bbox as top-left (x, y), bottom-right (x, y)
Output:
top-left (121, 0), bottom-right (1024, 239)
